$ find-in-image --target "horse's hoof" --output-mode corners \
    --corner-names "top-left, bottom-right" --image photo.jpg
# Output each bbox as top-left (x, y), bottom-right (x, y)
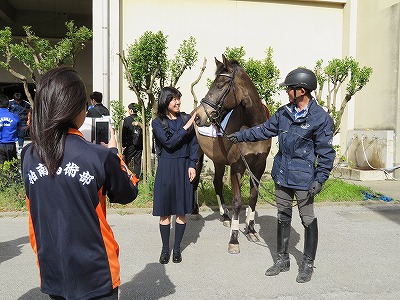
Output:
top-left (222, 214), bottom-right (231, 227)
top-left (246, 232), bottom-right (260, 242)
top-left (228, 243), bottom-right (240, 254)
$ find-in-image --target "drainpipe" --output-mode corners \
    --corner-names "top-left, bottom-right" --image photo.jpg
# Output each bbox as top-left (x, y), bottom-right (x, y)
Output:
top-left (102, 0), bottom-right (109, 108)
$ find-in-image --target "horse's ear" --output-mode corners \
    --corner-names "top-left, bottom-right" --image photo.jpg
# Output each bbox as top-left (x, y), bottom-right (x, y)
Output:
top-left (222, 54), bottom-right (228, 67)
top-left (222, 54), bottom-right (231, 69)
top-left (215, 57), bottom-right (223, 69)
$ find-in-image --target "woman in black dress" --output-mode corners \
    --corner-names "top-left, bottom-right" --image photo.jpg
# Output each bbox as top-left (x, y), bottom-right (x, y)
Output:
top-left (152, 86), bottom-right (198, 264)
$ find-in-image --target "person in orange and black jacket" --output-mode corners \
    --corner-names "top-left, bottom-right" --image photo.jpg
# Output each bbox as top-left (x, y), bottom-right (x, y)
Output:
top-left (21, 67), bottom-right (139, 300)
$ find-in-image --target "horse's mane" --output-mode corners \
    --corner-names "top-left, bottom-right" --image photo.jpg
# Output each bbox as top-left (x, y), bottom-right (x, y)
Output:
top-left (215, 60), bottom-right (240, 75)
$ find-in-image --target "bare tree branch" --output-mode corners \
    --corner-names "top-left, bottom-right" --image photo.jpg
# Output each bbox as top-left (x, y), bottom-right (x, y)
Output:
top-left (191, 57), bottom-right (207, 109)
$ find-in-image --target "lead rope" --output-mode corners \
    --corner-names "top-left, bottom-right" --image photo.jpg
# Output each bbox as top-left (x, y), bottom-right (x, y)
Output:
top-left (217, 121), bottom-right (344, 207)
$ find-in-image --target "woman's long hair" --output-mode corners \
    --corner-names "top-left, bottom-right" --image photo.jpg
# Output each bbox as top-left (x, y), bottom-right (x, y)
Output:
top-left (30, 67), bottom-right (87, 175)
top-left (156, 86), bottom-right (182, 118)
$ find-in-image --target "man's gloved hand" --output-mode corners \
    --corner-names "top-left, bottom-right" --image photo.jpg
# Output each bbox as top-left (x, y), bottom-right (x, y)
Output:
top-left (308, 181), bottom-right (322, 197)
top-left (226, 133), bottom-right (239, 144)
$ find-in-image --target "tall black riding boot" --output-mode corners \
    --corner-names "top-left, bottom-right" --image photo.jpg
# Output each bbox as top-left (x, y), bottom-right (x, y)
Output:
top-left (265, 220), bottom-right (291, 276)
top-left (296, 218), bottom-right (318, 283)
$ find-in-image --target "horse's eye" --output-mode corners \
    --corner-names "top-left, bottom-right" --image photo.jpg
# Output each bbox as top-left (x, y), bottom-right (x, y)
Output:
top-left (216, 82), bottom-right (224, 89)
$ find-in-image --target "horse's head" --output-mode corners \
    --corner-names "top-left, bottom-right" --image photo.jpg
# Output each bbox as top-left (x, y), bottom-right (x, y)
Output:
top-left (195, 55), bottom-right (241, 127)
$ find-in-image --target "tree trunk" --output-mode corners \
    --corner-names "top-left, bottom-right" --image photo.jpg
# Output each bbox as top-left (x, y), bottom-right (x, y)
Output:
top-left (334, 94), bottom-right (352, 136)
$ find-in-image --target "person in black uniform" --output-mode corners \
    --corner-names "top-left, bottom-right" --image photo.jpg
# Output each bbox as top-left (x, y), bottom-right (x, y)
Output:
top-left (152, 86), bottom-right (198, 264)
top-left (21, 67), bottom-right (139, 299)
top-left (227, 68), bottom-right (336, 283)
top-left (122, 103), bottom-right (143, 178)
top-left (86, 91), bottom-right (110, 117)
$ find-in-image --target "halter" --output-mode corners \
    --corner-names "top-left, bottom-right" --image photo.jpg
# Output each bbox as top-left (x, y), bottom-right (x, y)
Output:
top-left (200, 64), bottom-right (237, 127)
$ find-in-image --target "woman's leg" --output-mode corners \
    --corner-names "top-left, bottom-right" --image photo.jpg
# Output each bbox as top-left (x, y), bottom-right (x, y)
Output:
top-left (172, 215), bottom-right (187, 263)
top-left (159, 216), bottom-right (171, 264)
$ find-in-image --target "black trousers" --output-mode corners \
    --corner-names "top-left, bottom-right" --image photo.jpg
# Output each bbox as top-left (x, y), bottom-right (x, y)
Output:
top-left (274, 183), bottom-right (315, 226)
top-left (0, 143), bottom-right (17, 165)
top-left (123, 146), bottom-right (142, 178)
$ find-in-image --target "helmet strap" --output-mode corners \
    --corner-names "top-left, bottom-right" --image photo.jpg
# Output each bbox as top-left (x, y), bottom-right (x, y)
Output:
top-left (293, 89), bottom-right (300, 104)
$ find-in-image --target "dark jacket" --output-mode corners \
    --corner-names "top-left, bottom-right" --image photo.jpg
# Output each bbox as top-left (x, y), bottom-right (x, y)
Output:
top-left (236, 99), bottom-right (336, 190)
top-left (86, 104), bottom-right (110, 117)
top-left (122, 114), bottom-right (143, 150)
top-left (22, 128), bottom-right (138, 299)
top-left (152, 114), bottom-right (198, 169)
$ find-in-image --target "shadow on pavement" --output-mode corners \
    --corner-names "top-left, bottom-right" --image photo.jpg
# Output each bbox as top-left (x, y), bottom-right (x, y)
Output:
top-left (18, 287), bottom-right (47, 300)
top-left (180, 210), bottom-right (220, 251)
top-left (257, 213), bottom-right (303, 268)
top-left (0, 235), bottom-right (30, 265)
top-left (365, 204), bottom-right (400, 225)
top-left (119, 262), bottom-right (175, 300)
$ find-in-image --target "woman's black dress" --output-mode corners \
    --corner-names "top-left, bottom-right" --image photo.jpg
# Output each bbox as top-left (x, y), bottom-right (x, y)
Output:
top-left (152, 114), bottom-right (198, 216)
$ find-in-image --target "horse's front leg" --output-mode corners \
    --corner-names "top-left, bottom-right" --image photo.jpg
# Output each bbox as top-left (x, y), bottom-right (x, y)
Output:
top-left (228, 171), bottom-right (242, 254)
top-left (245, 180), bottom-right (260, 242)
top-left (214, 163), bottom-right (230, 227)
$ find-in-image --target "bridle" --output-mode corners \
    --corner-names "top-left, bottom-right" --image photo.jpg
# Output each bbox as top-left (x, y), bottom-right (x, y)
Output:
top-left (200, 64), bottom-right (237, 128)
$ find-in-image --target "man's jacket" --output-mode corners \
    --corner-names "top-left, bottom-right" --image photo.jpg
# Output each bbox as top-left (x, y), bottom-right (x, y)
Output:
top-left (236, 99), bottom-right (336, 190)
top-left (0, 108), bottom-right (20, 143)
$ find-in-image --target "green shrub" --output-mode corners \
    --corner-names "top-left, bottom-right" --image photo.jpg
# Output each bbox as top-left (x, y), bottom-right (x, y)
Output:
top-left (0, 159), bottom-right (26, 211)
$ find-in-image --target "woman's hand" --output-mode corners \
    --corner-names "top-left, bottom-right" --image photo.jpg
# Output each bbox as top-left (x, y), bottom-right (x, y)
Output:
top-left (188, 167), bottom-right (196, 182)
top-left (183, 112), bottom-right (197, 131)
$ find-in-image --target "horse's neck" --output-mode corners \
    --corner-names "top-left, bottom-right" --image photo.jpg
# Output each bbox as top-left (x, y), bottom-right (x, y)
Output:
top-left (240, 96), bottom-right (267, 126)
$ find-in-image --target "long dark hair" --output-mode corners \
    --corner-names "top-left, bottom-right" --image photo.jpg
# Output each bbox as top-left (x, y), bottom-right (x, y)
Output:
top-left (156, 86), bottom-right (182, 118)
top-left (30, 67), bottom-right (87, 175)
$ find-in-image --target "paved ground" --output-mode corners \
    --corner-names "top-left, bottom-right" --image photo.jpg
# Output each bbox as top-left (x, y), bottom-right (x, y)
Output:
top-left (1, 201), bottom-right (400, 300)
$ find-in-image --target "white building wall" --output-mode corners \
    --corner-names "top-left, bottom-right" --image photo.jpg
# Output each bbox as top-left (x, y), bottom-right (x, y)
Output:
top-left (118, 0), bottom-right (345, 112)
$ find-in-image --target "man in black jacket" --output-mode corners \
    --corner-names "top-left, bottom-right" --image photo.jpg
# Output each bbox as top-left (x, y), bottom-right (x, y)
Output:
top-left (86, 91), bottom-right (110, 117)
top-left (122, 103), bottom-right (143, 178)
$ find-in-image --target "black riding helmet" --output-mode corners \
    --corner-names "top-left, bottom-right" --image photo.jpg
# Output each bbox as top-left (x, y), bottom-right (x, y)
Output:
top-left (280, 68), bottom-right (317, 91)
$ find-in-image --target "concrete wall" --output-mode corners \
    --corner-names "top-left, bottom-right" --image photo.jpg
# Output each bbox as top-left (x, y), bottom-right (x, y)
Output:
top-left (91, 0), bottom-right (399, 178)
top-left (115, 0), bottom-right (345, 112)
top-left (353, 1), bottom-right (400, 177)
top-left (96, 0), bottom-right (345, 173)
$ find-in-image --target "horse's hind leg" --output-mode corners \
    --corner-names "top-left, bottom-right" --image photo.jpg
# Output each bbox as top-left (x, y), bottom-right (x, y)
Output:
top-left (228, 171), bottom-right (242, 254)
top-left (214, 163), bottom-right (231, 227)
top-left (245, 181), bottom-right (261, 242)
top-left (245, 158), bottom-right (266, 242)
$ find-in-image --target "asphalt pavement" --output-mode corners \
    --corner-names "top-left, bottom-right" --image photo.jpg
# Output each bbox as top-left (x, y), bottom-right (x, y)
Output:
top-left (1, 201), bottom-right (400, 300)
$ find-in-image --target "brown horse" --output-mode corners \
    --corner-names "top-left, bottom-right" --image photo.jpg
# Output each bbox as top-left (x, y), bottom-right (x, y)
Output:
top-left (194, 55), bottom-right (271, 254)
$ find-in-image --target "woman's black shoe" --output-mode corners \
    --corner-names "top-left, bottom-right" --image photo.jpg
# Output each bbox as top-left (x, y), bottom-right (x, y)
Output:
top-left (172, 251), bottom-right (182, 263)
top-left (159, 252), bottom-right (170, 264)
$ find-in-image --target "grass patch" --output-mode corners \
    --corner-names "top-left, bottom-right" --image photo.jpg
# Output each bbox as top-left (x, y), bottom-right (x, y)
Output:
top-left (0, 165), bottom-right (392, 212)
top-left (0, 159), bottom-right (26, 212)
